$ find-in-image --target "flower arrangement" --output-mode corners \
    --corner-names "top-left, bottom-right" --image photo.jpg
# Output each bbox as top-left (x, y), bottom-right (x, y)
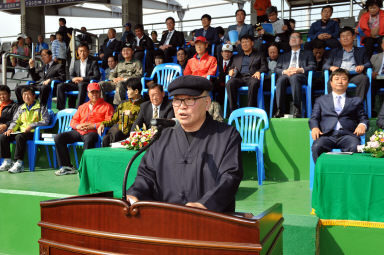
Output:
top-left (121, 125), bottom-right (157, 150)
top-left (360, 130), bottom-right (384, 158)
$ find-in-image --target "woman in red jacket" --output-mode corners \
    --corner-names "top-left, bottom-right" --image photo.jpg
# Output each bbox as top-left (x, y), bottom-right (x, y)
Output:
top-left (358, 0), bottom-right (384, 57)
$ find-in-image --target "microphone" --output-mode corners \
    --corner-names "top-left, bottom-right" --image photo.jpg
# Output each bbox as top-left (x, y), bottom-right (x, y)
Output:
top-left (150, 118), bottom-right (180, 129)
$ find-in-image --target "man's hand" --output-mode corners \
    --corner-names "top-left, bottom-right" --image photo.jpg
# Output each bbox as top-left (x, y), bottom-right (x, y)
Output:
top-left (330, 66), bottom-right (339, 72)
top-left (99, 53), bottom-right (104, 59)
top-left (283, 68), bottom-right (296, 77)
top-left (76, 123), bottom-right (92, 131)
top-left (113, 77), bottom-right (124, 83)
top-left (355, 65), bottom-right (364, 74)
top-left (252, 71), bottom-right (261, 80)
top-left (0, 124), bottom-right (7, 133)
top-left (72, 77), bottom-right (83, 84)
top-left (42, 79), bottom-right (51, 86)
top-left (185, 202), bottom-right (207, 209)
top-left (311, 127), bottom-right (323, 141)
top-left (228, 69), bottom-right (234, 77)
top-left (97, 124), bottom-right (104, 136)
top-left (4, 129), bottom-right (13, 136)
top-left (353, 123), bottom-right (366, 136)
top-left (126, 195), bottom-right (139, 205)
top-left (124, 110), bottom-right (132, 118)
top-left (24, 126), bottom-right (33, 133)
top-left (282, 25), bottom-right (288, 31)
top-left (29, 59), bottom-right (35, 69)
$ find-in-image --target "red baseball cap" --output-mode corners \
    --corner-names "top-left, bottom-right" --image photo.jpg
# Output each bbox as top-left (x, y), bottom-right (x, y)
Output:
top-left (194, 36), bottom-right (207, 43)
top-left (87, 83), bottom-right (101, 92)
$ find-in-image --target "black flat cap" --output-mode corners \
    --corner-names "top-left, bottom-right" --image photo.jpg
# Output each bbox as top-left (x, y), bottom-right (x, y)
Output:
top-left (168, 75), bottom-right (213, 97)
top-left (122, 42), bottom-right (133, 49)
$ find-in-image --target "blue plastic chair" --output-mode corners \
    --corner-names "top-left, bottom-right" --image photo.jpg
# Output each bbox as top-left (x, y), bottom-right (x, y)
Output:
top-left (26, 80), bottom-right (60, 110)
top-left (31, 109), bottom-right (76, 170)
top-left (223, 73), bottom-right (266, 119)
top-left (269, 71), bottom-right (313, 118)
top-left (141, 63), bottom-right (183, 96)
top-left (228, 107), bottom-right (269, 185)
top-left (309, 131), bottom-right (365, 190)
top-left (324, 69), bottom-right (372, 118)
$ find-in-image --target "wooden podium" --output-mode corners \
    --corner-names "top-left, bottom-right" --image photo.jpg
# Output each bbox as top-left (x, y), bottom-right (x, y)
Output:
top-left (38, 192), bottom-right (283, 255)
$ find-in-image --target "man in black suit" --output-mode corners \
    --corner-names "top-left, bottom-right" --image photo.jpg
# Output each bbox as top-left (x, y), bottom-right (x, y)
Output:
top-left (99, 28), bottom-right (122, 69)
top-left (274, 32), bottom-right (316, 118)
top-left (58, 17), bottom-right (70, 46)
top-left (323, 26), bottom-right (372, 99)
top-left (226, 34), bottom-right (267, 114)
top-left (159, 17), bottom-right (185, 62)
top-left (56, 44), bottom-right (101, 110)
top-left (187, 14), bottom-right (219, 57)
top-left (130, 24), bottom-right (155, 74)
top-left (131, 83), bottom-right (174, 131)
top-left (309, 68), bottom-right (368, 162)
top-left (213, 43), bottom-right (233, 105)
top-left (16, 49), bottom-right (65, 106)
top-left (77, 27), bottom-right (93, 45)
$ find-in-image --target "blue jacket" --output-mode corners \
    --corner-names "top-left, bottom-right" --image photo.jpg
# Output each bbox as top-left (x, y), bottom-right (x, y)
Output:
top-left (35, 42), bottom-right (49, 53)
top-left (308, 19), bottom-right (340, 41)
top-left (195, 26), bottom-right (219, 45)
top-left (323, 47), bottom-right (372, 72)
top-left (309, 94), bottom-right (369, 135)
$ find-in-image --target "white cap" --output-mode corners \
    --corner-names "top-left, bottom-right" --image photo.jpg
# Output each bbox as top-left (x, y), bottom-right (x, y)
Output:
top-left (222, 44), bottom-right (233, 52)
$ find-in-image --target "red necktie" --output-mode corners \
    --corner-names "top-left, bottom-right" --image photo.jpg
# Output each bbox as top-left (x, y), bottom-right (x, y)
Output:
top-left (224, 61), bottom-right (227, 72)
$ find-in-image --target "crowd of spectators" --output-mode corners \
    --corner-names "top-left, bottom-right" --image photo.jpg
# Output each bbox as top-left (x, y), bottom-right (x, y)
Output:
top-left (2, 0), bottom-right (384, 173)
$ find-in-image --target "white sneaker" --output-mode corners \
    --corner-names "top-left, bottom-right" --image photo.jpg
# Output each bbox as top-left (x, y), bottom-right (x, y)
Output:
top-left (55, 166), bottom-right (77, 176)
top-left (0, 160), bottom-right (12, 172)
top-left (8, 161), bottom-right (24, 173)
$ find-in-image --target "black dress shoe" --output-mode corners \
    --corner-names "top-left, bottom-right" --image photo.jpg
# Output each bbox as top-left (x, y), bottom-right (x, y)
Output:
top-left (293, 106), bottom-right (301, 118)
top-left (273, 109), bottom-right (284, 118)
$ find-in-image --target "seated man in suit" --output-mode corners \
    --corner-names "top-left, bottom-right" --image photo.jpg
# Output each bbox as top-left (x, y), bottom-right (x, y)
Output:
top-left (274, 32), bottom-right (315, 118)
top-left (99, 43), bottom-right (142, 105)
top-left (15, 49), bottom-right (65, 106)
top-left (56, 43), bottom-right (101, 110)
top-left (226, 34), bottom-right (267, 114)
top-left (187, 14), bottom-right (219, 57)
top-left (310, 68), bottom-right (368, 162)
top-left (184, 36), bottom-right (217, 77)
top-left (54, 83), bottom-right (114, 176)
top-left (370, 36), bottom-right (384, 114)
top-left (213, 43), bottom-right (233, 105)
top-left (131, 83), bottom-right (174, 131)
top-left (224, 9), bottom-right (254, 52)
top-left (0, 87), bottom-right (50, 173)
top-left (323, 26), bottom-right (372, 99)
top-left (99, 28), bottom-right (122, 69)
top-left (159, 17), bottom-right (185, 62)
top-left (126, 75), bottom-right (243, 213)
top-left (130, 24), bottom-right (155, 72)
top-left (307, 5), bottom-right (340, 50)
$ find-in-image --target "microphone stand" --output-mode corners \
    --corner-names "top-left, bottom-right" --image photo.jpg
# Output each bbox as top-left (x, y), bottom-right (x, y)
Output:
top-left (121, 126), bottom-right (164, 202)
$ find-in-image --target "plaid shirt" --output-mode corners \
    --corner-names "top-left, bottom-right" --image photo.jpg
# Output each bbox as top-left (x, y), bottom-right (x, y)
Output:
top-left (51, 40), bottom-right (67, 60)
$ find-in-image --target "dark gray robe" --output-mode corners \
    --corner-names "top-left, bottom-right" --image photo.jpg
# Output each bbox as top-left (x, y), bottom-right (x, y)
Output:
top-left (127, 114), bottom-right (243, 212)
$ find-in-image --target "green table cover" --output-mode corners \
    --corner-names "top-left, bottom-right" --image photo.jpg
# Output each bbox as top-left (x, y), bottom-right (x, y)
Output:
top-left (78, 147), bottom-right (144, 198)
top-left (312, 153), bottom-right (384, 223)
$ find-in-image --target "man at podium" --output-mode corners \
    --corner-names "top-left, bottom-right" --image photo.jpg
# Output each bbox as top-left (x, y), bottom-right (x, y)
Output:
top-left (127, 75), bottom-right (243, 213)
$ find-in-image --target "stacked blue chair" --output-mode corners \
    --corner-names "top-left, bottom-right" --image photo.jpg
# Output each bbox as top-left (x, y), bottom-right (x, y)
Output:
top-left (269, 71), bottom-right (313, 118)
top-left (223, 73), bottom-right (266, 118)
top-left (228, 107), bottom-right (269, 185)
top-left (31, 109), bottom-right (76, 170)
top-left (141, 63), bottom-right (183, 96)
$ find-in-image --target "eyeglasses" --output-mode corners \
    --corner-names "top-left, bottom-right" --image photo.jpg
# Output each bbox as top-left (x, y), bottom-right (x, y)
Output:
top-left (172, 96), bottom-right (207, 107)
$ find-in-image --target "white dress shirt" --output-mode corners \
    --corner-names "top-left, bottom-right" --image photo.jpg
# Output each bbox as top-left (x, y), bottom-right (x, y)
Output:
top-left (80, 58), bottom-right (88, 78)
top-left (164, 30), bottom-right (175, 45)
top-left (289, 49), bottom-right (300, 68)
